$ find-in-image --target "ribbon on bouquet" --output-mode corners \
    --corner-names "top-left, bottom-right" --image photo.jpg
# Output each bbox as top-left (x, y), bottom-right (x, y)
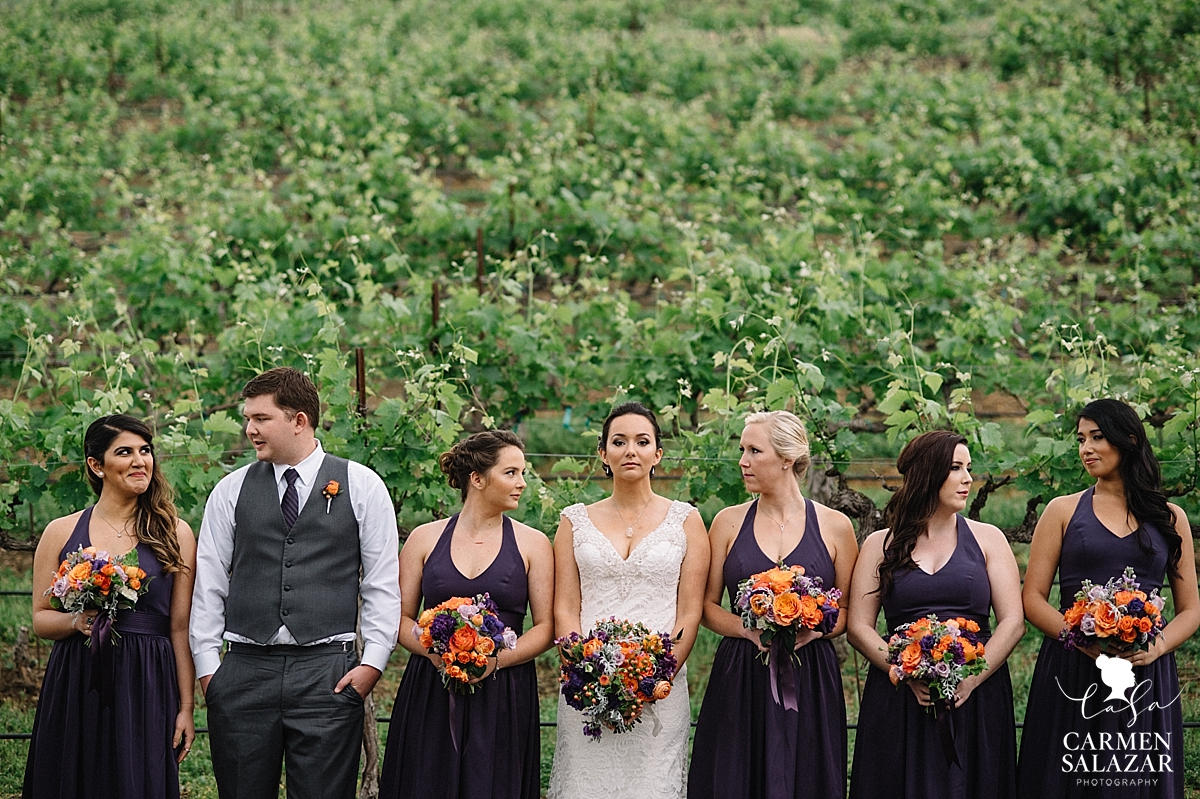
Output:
top-left (932, 698), bottom-right (960, 768)
top-left (87, 610), bottom-right (116, 707)
top-left (767, 638), bottom-right (800, 712)
top-left (447, 688), bottom-right (466, 754)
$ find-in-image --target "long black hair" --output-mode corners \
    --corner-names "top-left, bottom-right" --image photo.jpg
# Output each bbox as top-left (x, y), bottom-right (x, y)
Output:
top-left (877, 430), bottom-right (968, 599)
top-left (1077, 399), bottom-right (1181, 579)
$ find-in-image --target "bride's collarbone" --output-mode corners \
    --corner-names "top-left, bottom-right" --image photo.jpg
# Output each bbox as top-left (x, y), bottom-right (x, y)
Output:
top-left (588, 497), bottom-right (673, 558)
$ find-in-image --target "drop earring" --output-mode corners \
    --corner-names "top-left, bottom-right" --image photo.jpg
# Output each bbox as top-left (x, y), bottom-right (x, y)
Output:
top-left (602, 464), bottom-right (613, 478)
top-left (650, 465), bottom-right (656, 478)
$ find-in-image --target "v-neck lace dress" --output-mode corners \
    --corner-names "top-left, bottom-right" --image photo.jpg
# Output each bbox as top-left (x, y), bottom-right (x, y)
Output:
top-left (547, 500), bottom-right (694, 799)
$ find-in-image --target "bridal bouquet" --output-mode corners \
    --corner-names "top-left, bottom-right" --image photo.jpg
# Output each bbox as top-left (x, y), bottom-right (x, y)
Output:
top-left (415, 593), bottom-right (518, 692)
top-left (734, 564), bottom-right (841, 661)
top-left (1059, 567), bottom-right (1166, 653)
top-left (885, 615), bottom-right (987, 704)
top-left (46, 545), bottom-right (151, 629)
top-left (556, 618), bottom-right (678, 740)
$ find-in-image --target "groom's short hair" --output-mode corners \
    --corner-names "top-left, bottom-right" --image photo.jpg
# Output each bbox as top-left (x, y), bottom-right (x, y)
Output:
top-left (242, 367), bottom-right (321, 429)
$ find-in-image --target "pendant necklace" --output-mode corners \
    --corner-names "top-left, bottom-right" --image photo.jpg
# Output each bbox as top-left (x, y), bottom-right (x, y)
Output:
top-left (96, 510), bottom-right (133, 540)
top-left (614, 497), bottom-right (654, 538)
top-left (759, 503), bottom-right (803, 550)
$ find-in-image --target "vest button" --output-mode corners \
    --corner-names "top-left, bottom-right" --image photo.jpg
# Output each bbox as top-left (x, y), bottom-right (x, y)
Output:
top-left (286, 538), bottom-right (294, 545)
top-left (285, 562), bottom-right (292, 568)
top-left (281, 609), bottom-right (290, 616)
top-left (283, 585), bottom-right (291, 592)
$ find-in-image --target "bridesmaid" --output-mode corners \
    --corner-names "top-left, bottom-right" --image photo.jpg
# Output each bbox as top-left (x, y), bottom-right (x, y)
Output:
top-left (848, 431), bottom-right (1024, 799)
top-left (379, 430), bottom-right (554, 799)
top-left (1017, 399), bottom-right (1199, 798)
top-left (25, 414), bottom-right (196, 799)
top-left (689, 410), bottom-right (858, 799)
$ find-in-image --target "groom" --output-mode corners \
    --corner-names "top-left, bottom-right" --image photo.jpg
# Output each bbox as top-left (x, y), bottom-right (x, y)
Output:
top-left (190, 367), bottom-right (400, 799)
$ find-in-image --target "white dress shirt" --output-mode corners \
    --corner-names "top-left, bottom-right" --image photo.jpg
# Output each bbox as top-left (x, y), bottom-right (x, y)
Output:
top-left (190, 440), bottom-right (400, 678)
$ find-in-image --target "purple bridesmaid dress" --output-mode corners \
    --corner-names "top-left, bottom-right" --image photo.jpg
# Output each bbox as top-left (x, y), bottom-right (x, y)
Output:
top-left (849, 514), bottom-right (1017, 799)
top-left (379, 514), bottom-right (539, 799)
top-left (24, 506), bottom-right (181, 799)
top-left (689, 499), bottom-right (847, 799)
top-left (1017, 487), bottom-right (1184, 798)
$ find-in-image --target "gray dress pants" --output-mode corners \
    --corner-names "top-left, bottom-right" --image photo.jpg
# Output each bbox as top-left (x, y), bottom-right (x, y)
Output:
top-left (207, 644), bottom-right (365, 799)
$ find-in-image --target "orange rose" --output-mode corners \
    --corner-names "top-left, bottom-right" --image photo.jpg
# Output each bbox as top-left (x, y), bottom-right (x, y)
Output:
top-left (69, 562), bottom-right (92, 582)
top-left (975, 641), bottom-right (985, 658)
top-left (1138, 617), bottom-right (1153, 633)
top-left (764, 569), bottom-right (795, 595)
top-left (91, 574), bottom-right (111, 591)
top-left (799, 595), bottom-right (824, 628)
top-left (443, 597), bottom-right (470, 610)
top-left (899, 642), bottom-right (922, 672)
top-left (1117, 615), bottom-right (1137, 638)
top-left (1063, 601), bottom-right (1087, 627)
top-left (323, 480), bottom-right (340, 497)
top-left (419, 631), bottom-right (434, 649)
top-left (643, 634), bottom-right (663, 654)
top-left (129, 578), bottom-right (141, 590)
top-left (963, 619), bottom-right (980, 633)
top-left (582, 639), bottom-right (602, 658)
top-left (772, 592), bottom-right (802, 626)
top-left (470, 614), bottom-right (484, 628)
top-left (598, 674), bottom-right (611, 686)
top-left (473, 653), bottom-right (489, 667)
top-left (652, 681), bottom-right (672, 700)
top-left (961, 640), bottom-right (977, 663)
top-left (449, 625), bottom-right (478, 653)
top-left (749, 593), bottom-right (773, 617)
top-left (417, 609), bottom-right (437, 627)
top-left (475, 637), bottom-right (496, 656)
top-left (1113, 591), bottom-right (1134, 607)
top-left (101, 564), bottom-right (116, 577)
top-left (441, 652), bottom-right (455, 666)
top-left (1090, 601), bottom-right (1120, 637)
top-left (456, 651), bottom-right (471, 664)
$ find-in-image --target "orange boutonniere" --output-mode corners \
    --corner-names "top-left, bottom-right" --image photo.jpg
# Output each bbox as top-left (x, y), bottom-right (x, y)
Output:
top-left (322, 480), bottom-right (340, 513)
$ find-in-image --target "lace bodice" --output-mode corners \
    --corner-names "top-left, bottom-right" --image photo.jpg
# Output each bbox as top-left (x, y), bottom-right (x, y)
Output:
top-left (561, 500), bottom-right (692, 635)
top-left (549, 500), bottom-right (694, 799)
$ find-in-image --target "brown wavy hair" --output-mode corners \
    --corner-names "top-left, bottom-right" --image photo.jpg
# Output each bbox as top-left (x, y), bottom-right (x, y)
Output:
top-left (876, 430), bottom-right (968, 599)
top-left (84, 415), bottom-right (187, 575)
top-left (439, 430), bottom-right (525, 501)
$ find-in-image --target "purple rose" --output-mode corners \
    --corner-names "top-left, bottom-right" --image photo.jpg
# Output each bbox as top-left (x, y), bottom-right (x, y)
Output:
top-left (933, 662), bottom-right (951, 677)
top-left (1080, 615), bottom-right (1096, 635)
top-left (1127, 598), bottom-right (1144, 614)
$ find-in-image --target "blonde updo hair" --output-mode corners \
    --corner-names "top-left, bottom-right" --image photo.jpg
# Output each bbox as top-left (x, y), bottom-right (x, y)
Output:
top-left (439, 430), bottom-right (525, 500)
top-left (743, 410), bottom-right (811, 482)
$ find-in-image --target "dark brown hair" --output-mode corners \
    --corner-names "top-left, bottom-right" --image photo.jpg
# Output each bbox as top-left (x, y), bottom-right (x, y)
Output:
top-left (598, 401), bottom-right (662, 451)
top-left (439, 430), bottom-right (525, 501)
top-left (84, 415), bottom-right (187, 575)
top-left (1077, 399), bottom-right (1181, 578)
top-left (876, 430), bottom-right (968, 598)
top-left (241, 367), bottom-right (320, 429)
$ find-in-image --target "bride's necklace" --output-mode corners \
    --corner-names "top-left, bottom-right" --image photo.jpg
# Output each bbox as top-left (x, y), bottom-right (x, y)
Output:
top-left (95, 509), bottom-right (134, 540)
top-left (613, 497), bottom-right (654, 538)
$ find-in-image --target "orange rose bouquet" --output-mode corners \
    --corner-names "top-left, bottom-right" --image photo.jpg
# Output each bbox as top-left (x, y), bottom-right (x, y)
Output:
top-left (555, 618), bottom-right (678, 740)
top-left (734, 564), bottom-right (841, 661)
top-left (1059, 567), bottom-right (1166, 653)
top-left (414, 592), bottom-right (518, 693)
top-left (885, 615), bottom-right (987, 704)
top-left (45, 545), bottom-right (151, 641)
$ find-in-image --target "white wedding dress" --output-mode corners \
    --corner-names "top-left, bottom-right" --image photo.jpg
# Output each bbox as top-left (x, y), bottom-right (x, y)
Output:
top-left (548, 500), bottom-right (693, 799)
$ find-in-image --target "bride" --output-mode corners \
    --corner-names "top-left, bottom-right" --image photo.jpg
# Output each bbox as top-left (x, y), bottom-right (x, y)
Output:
top-left (549, 402), bottom-right (710, 799)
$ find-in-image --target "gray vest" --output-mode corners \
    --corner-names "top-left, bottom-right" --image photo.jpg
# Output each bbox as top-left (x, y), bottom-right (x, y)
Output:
top-left (225, 456), bottom-right (361, 645)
